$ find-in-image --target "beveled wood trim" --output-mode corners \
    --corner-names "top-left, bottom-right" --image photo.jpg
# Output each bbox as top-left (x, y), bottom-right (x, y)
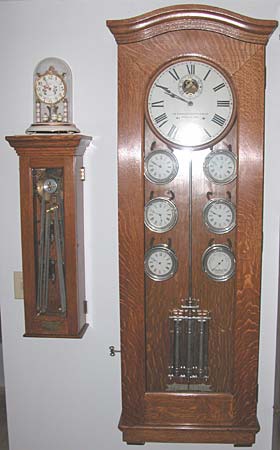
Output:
top-left (24, 323), bottom-right (89, 339)
top-left (5, 135), bottom-right (92, 157)
top-left (107, 5), bottom-right (277, 45)
top-left (119, 419), bottom-right (259, 445)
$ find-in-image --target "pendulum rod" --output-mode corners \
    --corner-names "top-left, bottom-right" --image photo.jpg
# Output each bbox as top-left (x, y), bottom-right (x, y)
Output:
top-left (188, 152), bottom-right (193, 299)
top-left (53, 205), bottom-right (66, 313)
top-left (37, 192), bottom-right (46, 312)
top-left (42, 208), bottom-right (51, 313)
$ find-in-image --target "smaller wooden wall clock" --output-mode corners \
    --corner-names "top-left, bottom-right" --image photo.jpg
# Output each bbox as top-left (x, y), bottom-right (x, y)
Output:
top-left (6, 135), bottom-right (91, 337)
top-left (6, 59), bottom-right (91, 338)
top-left (107, 5), bottom-right (277, 446)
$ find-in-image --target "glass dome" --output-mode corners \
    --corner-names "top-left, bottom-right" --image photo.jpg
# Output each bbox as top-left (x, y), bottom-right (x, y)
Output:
top-left (26, 57), bottom-right (79, 133)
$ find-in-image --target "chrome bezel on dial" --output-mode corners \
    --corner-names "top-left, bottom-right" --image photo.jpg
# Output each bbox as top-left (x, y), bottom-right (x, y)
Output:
top-left (144, 244), bottom-right (178, 281)
top-left (144, 149), bottom-right (179, 184)
top-left (203, 149), bottom-right (237, 185)
top-left (203, 198), bottom-right (236, 234)
top-left (202, 243), bottom-right (235, 282)
top-left (144, 197), bottom-right (178, 233)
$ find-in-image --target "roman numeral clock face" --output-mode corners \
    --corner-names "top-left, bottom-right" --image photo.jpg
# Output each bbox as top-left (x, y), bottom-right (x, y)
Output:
top-left (147, 60), bottom-right (235, 148)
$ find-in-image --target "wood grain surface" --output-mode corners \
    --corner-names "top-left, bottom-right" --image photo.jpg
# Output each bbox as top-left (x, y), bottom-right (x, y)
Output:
top-left (107, 4), bottom-right (276, 45)
top-left (6, 135), bottom-right (91, 338)
top-left (108, 5), bottom-right (277, 444)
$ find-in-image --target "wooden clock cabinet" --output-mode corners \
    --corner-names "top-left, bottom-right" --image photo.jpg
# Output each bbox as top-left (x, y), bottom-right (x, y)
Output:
top-left (6, 134), bottom-right (91, 338)
top-left (107, 5), bottom-right (277, 446)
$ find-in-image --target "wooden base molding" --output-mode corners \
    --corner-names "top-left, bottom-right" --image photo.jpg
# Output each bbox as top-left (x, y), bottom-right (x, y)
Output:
top-left (120, 419), bottom-right (259, 446)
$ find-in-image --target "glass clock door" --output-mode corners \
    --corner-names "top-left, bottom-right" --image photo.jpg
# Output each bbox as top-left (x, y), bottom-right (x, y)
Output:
top-left (33, 167), bottom-right (66, 316)
top-left (144, 123), bottom-right (237, 393)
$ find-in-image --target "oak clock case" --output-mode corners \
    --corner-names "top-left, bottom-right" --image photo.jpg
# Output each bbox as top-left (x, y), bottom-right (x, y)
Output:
top-left (6, 134), bottom-right (91, 338)
top-left (107, 5), bottom-right (277, 447)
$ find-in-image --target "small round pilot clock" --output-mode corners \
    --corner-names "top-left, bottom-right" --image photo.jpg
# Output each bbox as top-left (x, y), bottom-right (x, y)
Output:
top-left (144, 149), bottom-right (179, 184)
top-left (203, 198), bottom-right (236, 234)
top-left (144, 244), bottom-right (178, 281)
top-left (203, 149), bottom-right (237, 184)
top-left (146, 59), bottom-right (236, 149)
top-left (202, 243), bottom-right (235, 281)
top-left (144, 197), bottom-right (178, 233)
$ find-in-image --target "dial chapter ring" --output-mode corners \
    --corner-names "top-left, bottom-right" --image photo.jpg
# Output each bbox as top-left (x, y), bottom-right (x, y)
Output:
top-left (145, 56), bottom-right (237, 150)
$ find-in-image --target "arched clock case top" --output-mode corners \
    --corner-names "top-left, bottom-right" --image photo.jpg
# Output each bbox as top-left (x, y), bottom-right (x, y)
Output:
top-left (107, 5), bottom-right (277, 446)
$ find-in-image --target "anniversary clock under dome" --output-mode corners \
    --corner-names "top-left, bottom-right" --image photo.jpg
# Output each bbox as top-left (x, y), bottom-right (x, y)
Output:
top-left (107, 5), bottom-right (277, 446)
top-left (26, 57), bottom-right (79, 133)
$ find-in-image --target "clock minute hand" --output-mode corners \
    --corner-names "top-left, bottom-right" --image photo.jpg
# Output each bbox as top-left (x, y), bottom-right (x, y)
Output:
top-left (155, 84), bottom-right (189, 104)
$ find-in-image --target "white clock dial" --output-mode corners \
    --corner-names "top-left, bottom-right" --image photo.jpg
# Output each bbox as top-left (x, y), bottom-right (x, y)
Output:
top-left (203, 149), bottom-right (237, 184)
top-left (203, 199), bottom-right (236, 234)
top-left (35, 73), bottom-right (66, 105)
top-left (202, 244), bottom-right (235, 281)
top-left (147, 60), bottom-right (235, 148)
top-left (145, 197), bottom-right (178, 233)
top-left (144, 150), bottom-right (179, 184)
top-left (144, 245), bottom-right (178, 281)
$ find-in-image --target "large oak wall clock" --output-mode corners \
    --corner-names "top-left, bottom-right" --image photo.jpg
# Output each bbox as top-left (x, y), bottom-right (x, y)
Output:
top-left (107, 5), bottom-right (277, 446)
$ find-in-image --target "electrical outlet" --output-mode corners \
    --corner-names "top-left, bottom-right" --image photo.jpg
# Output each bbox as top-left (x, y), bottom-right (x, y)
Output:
top-left (13, 272), bottom-right (24, 299)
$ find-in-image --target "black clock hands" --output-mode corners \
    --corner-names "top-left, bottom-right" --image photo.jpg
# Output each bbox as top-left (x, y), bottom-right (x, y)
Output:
top-left (155, 83), bottom-right (190, 104)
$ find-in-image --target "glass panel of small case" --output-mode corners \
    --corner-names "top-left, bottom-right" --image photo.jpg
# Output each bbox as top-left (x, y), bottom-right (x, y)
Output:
top-left (33, 168), bottom-right (66, 316)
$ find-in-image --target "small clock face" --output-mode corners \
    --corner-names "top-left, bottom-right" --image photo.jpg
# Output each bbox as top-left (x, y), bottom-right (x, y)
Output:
top-left (203, 198), bottom-right (236, 234)
top-left (144, 197), bottom-right (178, 233)
top-left (43, 178), bottom-right (58, 194)
top-left (35, 73), bottom-right (66, 105)
top-left (203, 149), bottom-right (237, 184)
top-left (147, 59), bottom-right (235, 149)
top-left (202, 244), bottom-right (235, 281)
top-left (144, 150), bottom-right (179, 184)
top-left (144, 245), bottom-right (178, 281)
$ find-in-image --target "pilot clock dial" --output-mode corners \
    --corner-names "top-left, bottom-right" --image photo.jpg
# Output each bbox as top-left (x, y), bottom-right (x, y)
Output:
top-left (144, 244), bottom-right (178, 281)
top-left (144, 149), bottom-right (179, 184)
top-left (144, 197), bottom-right (178, 233)
top-left (203, 198), bottom-right (236, 234)
top-left (204, 149), bottom-right (237, 184)
top-left (202, 244), bottom-right (235, 281)
top-left (147, 60), bottom-right (235, 148)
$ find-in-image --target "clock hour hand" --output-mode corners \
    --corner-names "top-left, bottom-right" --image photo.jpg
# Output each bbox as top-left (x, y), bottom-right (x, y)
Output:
top-left (213, 259), bottom-right (224, 270)
top-left (210, 211), bottom-right (221, 218)
top-left (155, 84), bottom-right (189, 104)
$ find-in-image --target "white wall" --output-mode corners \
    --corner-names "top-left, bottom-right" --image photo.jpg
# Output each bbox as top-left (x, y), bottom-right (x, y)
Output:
top-left (0, 1), bottom-right (279, 450)
top-left (0, 345), bottom-right (5, 387)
